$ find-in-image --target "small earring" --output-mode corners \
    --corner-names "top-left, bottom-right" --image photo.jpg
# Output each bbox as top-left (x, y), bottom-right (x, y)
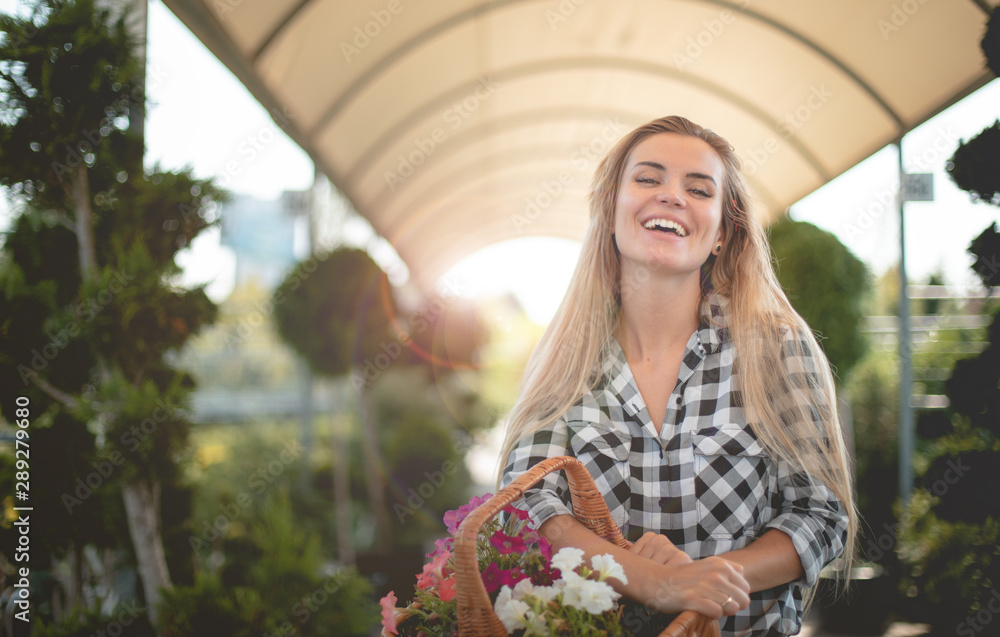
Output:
top-left (713, 243), bottom-right (722, 255)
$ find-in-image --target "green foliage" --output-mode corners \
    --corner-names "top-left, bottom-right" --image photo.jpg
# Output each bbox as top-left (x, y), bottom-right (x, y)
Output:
top-left (845, 349), bottom-right (899, 564)
top-left (947, 120), bottom-right (1000, 207)
top-left (768, 218), bottom-right (870, 378)
top-left (986, 6), bottom-right (1000, 76)
top-left (272, 248), bottom-right (395, 378)
top-left (33, 603), bottom-right (155, 637)
top-left (159, 496), bottom-right (377, 637)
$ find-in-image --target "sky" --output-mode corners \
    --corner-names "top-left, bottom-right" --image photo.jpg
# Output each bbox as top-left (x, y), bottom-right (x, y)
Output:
top-left (3, 0), bottom-right (999, 324)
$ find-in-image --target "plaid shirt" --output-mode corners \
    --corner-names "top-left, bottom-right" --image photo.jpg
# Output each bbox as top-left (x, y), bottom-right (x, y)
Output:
top-left (500, 295), bottom-right (848, 636)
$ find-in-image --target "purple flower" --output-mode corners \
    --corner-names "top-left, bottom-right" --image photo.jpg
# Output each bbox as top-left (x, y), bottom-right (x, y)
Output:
top-left (443, 493), bottom-right (493, 534)
top-left (490, 531), bottom-right (528, 555)
top-left (426, 536), bottom-right (454, 559)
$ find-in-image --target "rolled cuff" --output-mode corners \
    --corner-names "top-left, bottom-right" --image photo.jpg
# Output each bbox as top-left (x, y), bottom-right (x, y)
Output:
top-left (521, 488), bottom-right (574, 530)
top-left (765, 511), bottom-right (846, 587)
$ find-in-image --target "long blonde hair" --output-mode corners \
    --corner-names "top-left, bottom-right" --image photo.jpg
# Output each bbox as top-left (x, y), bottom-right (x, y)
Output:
top-left (497, 114), bottom-right (855, 574)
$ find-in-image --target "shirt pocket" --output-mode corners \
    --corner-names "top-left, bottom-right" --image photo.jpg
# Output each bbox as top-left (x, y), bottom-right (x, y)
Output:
top-left (568, 426), bottom-right (631, 526)
top-left (691, 424), bottom-right (770, 541)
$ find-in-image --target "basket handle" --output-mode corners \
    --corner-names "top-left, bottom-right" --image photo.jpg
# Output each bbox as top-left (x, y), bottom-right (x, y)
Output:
top-left (453, 456), bottom-right (719, 637)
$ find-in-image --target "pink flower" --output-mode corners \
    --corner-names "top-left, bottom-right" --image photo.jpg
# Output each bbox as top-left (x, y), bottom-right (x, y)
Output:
top-left (417, 549), bottom-right (452, 590)
top-left (443, 493), bottom-right (493, 534)
top-left (437, 576), bottom-right (457, 602)
top-left (538, 536), bottom-right (554, 562)
top-left (379, 591), bottom-right (399, 635)
top-left (490, 531), bottom-right (528, 555)
top-left (498, 568), bottom-right (527, 588)
top-left (481, 562), bottom-right (502, 593)
top-left (425, 536), bottom-right (454, 559)
top-left (503, 505), bottom-right (530, 521)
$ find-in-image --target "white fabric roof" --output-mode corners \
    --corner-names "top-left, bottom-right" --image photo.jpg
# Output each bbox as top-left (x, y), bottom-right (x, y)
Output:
top-left (162, 0), bottom-right (995, 289)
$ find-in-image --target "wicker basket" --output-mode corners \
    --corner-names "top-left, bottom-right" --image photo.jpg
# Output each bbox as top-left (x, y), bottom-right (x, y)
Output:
top-left (433, 455), bottom-right (720, 637)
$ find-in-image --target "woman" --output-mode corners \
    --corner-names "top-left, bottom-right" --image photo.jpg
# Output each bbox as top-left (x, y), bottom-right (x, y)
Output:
top-left (498, 116), bottom-right (855, 636)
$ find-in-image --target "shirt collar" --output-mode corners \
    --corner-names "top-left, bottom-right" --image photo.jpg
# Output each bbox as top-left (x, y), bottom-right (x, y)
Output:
top-left (603, 291), bottom-right (731, 388)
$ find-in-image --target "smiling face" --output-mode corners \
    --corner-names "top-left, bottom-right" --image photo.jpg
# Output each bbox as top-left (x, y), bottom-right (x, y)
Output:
top-left (613, 132), bottom-right (726, 286)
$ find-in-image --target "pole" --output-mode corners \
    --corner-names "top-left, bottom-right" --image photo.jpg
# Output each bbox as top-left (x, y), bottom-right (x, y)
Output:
top-left (897, 140), bottom-right (914, 503)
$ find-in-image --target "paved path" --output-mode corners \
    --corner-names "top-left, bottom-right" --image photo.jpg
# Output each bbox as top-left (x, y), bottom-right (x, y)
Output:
top-left (800, 618), bottom-right (931, 637)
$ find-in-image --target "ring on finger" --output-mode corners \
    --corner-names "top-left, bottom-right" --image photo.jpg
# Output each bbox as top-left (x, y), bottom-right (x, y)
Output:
top-left (723, 596), bottom-right (734, 607)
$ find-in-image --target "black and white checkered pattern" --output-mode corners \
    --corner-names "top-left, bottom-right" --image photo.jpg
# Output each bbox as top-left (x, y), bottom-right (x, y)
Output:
top-left (501, 294), bottom-right (848, 637)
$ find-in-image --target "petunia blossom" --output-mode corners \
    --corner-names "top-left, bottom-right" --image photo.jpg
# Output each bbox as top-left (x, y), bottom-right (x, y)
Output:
top-left (443, 493), bottom-right (492, 534)
top-left (491, 530), bottom-right (528, 555)
top-left (437, 576), bottom-right (457, 602)
top-left (590, 553), bottom-right (628, 585)
top-left (379, 591), bottom-right (399, 635)
top-left (481, 562), bottom-right (502, 593)
top-left (551, 547), bottom-right (585, 573)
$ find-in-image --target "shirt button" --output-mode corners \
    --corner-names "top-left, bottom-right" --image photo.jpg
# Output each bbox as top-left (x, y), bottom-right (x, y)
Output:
top-left (675, 396), bottom-right (682, 404)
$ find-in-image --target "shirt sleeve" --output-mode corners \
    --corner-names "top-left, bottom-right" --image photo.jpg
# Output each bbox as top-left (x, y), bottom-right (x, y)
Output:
top-left (763, 326), bottom-right (849, 587)
top-left (499, 419), bottom-right (575, 529)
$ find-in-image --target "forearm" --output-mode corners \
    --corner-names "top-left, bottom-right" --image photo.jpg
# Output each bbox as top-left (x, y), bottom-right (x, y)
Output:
top-left (718, 529), bottom-right (803, 592)
top-left (539, 514), bottom-right (750, 617)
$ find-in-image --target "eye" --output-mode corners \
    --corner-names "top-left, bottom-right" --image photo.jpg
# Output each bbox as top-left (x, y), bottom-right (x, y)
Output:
top-left (689, 187), bottom-right (711, 197)
top-left (635, 175), bottom-right (657, 184)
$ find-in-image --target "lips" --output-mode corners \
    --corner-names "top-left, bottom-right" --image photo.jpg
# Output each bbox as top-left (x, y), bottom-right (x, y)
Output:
top-left (642, 218), bottom-right (689, 237)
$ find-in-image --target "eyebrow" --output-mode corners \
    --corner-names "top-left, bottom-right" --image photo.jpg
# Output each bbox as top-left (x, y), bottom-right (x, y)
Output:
top-left (632, 161), bottom-right (717, 185)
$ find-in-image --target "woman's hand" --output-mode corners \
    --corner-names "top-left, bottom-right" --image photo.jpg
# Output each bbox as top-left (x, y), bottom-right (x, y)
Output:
top-left (629, 531), bottom-right (692, 566)
top-left (642, 556), bottom-right (751, 619)
top-left (541, 515), bottom-right (749, 619)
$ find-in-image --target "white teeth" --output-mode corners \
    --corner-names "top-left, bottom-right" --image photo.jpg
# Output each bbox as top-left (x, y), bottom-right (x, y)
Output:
top-left (642, 218), bottom-right (688, 236)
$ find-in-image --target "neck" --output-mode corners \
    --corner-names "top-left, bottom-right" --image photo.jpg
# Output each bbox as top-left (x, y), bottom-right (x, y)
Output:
top-left (616, 264), bottom-right (704, 361)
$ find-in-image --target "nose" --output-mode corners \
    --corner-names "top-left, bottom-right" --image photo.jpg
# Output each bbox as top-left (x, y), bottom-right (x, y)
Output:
top-left (655, 181), bottom-right (684, 206)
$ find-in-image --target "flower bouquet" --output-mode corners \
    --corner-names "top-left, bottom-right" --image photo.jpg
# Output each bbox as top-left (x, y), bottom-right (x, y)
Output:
top-left (380, 494), bottom-right (629, 636)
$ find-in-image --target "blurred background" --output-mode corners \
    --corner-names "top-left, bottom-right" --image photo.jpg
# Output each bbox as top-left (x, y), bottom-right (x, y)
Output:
top-left (0, 1), bottom-right (999, 635)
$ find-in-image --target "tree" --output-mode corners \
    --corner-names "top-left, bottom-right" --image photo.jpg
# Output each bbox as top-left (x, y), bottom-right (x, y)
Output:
top-left (272, 248), bottom-right (397, 560)
top-left (0, 0), bottom-right (223, 624)
top-left (768, 217), bottom-right (870, 379)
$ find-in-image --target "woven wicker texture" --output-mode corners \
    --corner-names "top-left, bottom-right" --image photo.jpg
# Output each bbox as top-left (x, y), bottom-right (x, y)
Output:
top-left (450, 455), bottom-right (721, 637)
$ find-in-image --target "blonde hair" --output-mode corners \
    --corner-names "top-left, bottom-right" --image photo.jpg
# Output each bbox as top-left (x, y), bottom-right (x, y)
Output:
top-left (497, 115), bottom-right (855, 586)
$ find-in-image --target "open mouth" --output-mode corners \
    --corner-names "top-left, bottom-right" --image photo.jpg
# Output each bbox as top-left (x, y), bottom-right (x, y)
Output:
top-left (642, 218), bottom-right (688, 237)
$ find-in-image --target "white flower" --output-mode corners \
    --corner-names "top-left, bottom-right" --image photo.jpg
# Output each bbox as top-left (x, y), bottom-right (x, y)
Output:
top-left (591, 553), bottom-right (628, 585)
top-left (564, 579), bottom-right (620, 615)
top-left (530, 585), bottom-right (559, 604)
top-left (512, 577), bottom-right (534, 601)
top-left (551, 547), bottom-right (585, 573)
top-left (494, 586), bottom-right (530, 633)
top-left (522, 609), bottom-right (548, 636)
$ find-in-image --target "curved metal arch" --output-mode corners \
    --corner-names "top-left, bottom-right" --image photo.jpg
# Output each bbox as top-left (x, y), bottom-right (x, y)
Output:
top-left (346, 104), bottom-right (649, 185)
top-left (370, 131), bottom-right (781, 229)
top-left (347, 57), bottom-right (834, 185)
top-left (305, 0), bottom-right (904, 140)
top-left (251, 0), bottom-right (317, 64)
